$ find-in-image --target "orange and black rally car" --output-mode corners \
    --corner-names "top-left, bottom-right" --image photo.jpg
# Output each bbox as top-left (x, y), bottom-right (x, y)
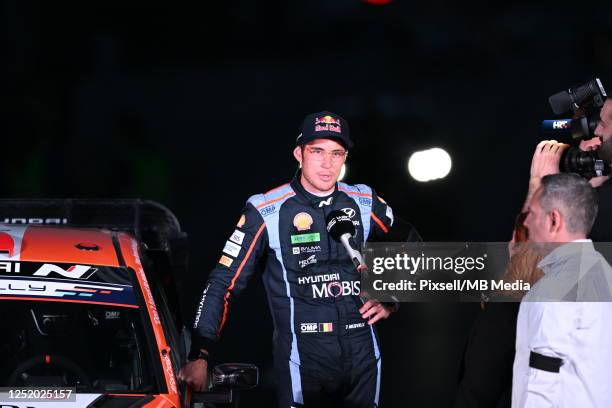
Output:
top-left (0, 200), bottom-right (190, 408)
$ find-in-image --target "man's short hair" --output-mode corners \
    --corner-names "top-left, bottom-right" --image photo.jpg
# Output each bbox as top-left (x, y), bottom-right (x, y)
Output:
top-left (539, 173), bottom-right (598, 234)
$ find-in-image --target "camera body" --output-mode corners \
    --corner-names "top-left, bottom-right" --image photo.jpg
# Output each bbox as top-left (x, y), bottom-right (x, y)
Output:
top-left (541, 78), bottom-right (609, 178)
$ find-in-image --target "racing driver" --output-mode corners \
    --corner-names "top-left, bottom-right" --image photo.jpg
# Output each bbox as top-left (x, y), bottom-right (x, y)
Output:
top-left (179, 111), bottom-right (421, 407)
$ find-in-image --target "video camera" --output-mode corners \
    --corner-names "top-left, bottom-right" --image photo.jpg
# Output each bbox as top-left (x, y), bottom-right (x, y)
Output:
top-left (540, 78), bottom-right (609, 178)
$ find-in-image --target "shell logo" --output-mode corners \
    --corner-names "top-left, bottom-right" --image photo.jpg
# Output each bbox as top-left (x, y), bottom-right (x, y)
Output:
top-left (293, 212), bottom-right (314, 231)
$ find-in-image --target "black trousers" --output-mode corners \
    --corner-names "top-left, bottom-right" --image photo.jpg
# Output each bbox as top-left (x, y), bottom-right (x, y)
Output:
top-left (274, 328), bottom-right (381, 408)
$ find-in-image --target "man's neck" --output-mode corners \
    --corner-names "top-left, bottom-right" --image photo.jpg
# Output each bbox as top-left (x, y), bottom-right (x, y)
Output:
top-left (555, 233), bottom-right (588, 242)
top-left (300, 175), bottom-right (334, 197)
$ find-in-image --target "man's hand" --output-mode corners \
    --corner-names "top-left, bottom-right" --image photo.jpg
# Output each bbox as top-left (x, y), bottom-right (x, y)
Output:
top-left (359, 299), bottom-right (394, 325)
top-left (579, 137), bottom-right (610, 187)
top-left (530, 140), bottom-right (568, 180)
top-left (178, 359), bottom-right (209, 392)
top-left (523, 140), bottom-right (569, 212)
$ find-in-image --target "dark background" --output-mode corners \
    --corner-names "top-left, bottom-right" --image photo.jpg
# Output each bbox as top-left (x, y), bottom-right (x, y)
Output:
top-left (3, 1), bottom-right (612, 406)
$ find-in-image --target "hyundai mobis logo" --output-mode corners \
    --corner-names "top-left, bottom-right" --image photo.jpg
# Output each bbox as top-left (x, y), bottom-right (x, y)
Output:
top-left (297, 273), bottom-right (360, 298)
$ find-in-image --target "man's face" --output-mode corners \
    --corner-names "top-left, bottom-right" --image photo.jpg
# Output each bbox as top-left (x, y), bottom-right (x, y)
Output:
top-left (595, 99), bottom-right (612, 163)
top-left (294, 138), bottom-right (347, 194)
top-left (523, 189), bottom-right (553, 243)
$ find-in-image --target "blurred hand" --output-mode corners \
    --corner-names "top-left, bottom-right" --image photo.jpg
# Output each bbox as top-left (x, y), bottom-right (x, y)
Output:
top-left (359, 299), bottom-right (393, 325)
top-left (530, 140), bottom-right (569, 180)
top-left (579, 136), bottom-right (601, 151)
top-left (579, 137), bottom-right (610, 187)
top-left (178, 359), bottom-right (208, 392)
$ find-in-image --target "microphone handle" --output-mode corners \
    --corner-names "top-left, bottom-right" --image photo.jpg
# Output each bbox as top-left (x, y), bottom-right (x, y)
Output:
top-left (339, 234), bottom-right (367, 272)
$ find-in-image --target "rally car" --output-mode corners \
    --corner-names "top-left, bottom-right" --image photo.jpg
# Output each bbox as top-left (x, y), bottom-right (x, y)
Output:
top-left (0, 200), bottom-right (256, 408)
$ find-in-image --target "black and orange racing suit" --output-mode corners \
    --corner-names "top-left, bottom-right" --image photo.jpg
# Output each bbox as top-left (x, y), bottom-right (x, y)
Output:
top-left (191, 171), bottom-right (420, 407)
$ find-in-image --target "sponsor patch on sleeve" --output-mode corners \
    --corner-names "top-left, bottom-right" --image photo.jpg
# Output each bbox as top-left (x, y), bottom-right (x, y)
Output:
top-left (386, 205), bottom-right (394, 226)
top-left (223, 241), bottom-right (242, 258)
top-left (219, 255), bottom-right (233, 267)
top-left (229, 229), bottom-right (245, 245)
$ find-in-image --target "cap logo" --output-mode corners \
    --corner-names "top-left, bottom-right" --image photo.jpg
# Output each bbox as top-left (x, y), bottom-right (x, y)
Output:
top-left (293, 212), bottom-right (314, 231)
top-left (314, 115), bottom-right (341, 133)
top-left (315, 115), bottom-right (340, 125)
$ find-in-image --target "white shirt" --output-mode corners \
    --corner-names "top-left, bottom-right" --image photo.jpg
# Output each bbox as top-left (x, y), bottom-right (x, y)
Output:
top-left (512, 240), bottom-right (612, 408)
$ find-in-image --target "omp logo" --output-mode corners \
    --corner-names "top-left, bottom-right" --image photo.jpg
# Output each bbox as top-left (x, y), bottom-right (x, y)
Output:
top-left (260, 205), bottom-right (276, 216)
top-left (33, 264), bottom-right (97, 279)
top-left (300, 323), bottom-right (318, 333)
top-left (341, 208), bottom-right (356, 218)
top-left (299, 322), bottom-right (333, 333)
top-left (312, 280), bottom-right (360, 298)
top-left (1, 218), bottom-right (68, 225)
top-left (358, 197), bottom-right (372, 207)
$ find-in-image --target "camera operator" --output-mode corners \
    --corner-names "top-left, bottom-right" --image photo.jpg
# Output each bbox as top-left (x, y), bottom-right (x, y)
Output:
top-left (585, 97), bottom-right (612, 240)
top-left (524, 97), bottom-right (612, 241)
top-left (454, 85), bottom-right (610, 408)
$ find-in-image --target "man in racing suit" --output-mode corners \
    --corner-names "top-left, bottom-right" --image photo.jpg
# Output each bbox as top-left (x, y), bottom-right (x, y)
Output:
top-left (180, 111), bottom-right (421, 407)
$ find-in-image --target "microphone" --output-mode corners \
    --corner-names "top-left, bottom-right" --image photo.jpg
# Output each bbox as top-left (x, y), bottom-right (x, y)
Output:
top-left (326, 210), bottom-right (367, 272)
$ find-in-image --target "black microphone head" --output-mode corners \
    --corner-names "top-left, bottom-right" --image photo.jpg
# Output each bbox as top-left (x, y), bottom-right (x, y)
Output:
top-left (548, 79), bottom-right (607, 115)
top-left (549, 90), bottom-right (573, 115)
top-left (326, 210), bottom-right (355, 241)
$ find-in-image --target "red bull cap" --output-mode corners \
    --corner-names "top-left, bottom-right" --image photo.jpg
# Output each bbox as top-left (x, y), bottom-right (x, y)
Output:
top-left (296, 111), bottom-right (353, 149)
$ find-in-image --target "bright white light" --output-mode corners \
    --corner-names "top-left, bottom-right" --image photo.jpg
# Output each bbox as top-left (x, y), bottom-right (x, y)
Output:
top-left (408, 148), bottom-right (452, 182)
top-left (338, 163), bottom-right (347, 181)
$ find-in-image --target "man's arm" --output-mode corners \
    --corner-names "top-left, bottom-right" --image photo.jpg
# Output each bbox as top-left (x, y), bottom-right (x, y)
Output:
top-left (360, 190), bottom-right (421, 321)
top-left (368, 190), bottom-right (422, 242)
top-left (180, 201), bottom-right (267, 390)
top-left (191, 201), bottom-right (267, 352)
top-left (518, 302), bottom-right (577, 407)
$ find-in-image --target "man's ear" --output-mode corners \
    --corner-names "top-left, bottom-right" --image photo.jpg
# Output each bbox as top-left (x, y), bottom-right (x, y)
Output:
top-left (293, 146), bottom-right (302, 167)
top-left (549, 209), bottom-right (563, 234)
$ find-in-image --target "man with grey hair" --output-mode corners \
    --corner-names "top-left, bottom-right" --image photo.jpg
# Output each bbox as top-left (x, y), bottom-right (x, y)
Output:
top-left (512, 173), bottom-right (612, 407)
top-left (524, 173), bottom-right (598, 244)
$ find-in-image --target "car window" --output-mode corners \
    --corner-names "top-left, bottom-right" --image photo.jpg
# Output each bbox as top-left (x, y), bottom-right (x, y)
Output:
top-left (0, 263), bottom-right (162, 394)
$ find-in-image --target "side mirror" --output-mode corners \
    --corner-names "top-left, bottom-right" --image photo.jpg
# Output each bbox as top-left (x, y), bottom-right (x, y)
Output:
top-left (212, 363), bottom-right (258, 390)
top-left (190, 363), bottom-right (258, 407)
